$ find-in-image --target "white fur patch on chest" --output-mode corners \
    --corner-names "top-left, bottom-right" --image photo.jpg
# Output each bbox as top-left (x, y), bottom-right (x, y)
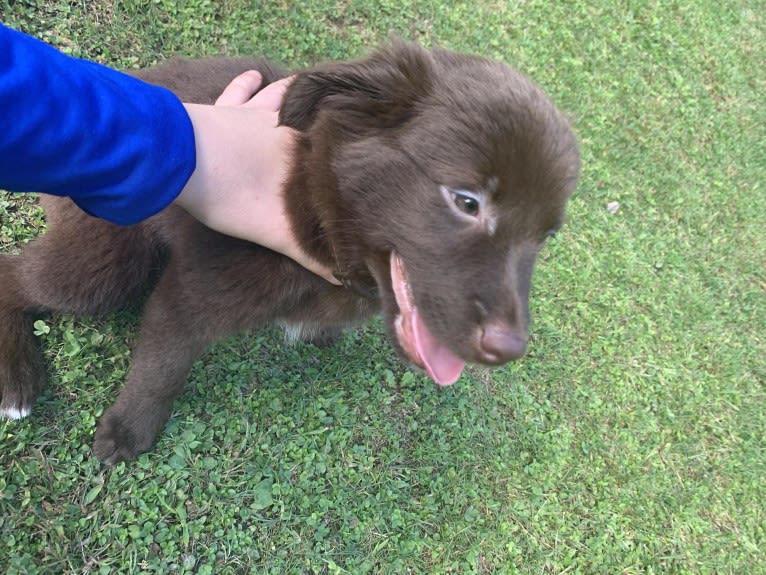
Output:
top-left (280, 321), bottom-right (319, 344)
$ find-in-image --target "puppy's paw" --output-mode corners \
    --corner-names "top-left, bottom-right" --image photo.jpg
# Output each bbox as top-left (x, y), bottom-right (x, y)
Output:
top-left (0, 353), bottom-right (46, 421)
top-left (93, 406), bottom-right (160, 464)
top-left (0, 403), bottom-right (33, 420)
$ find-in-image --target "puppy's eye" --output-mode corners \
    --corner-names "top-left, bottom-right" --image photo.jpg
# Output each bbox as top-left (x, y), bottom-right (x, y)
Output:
top-left (452, 191), bottom-right (480, 217)
top-left (440, 185), bottom-right (483, 222)
top-left (453, 193), bottom-right (479, 216)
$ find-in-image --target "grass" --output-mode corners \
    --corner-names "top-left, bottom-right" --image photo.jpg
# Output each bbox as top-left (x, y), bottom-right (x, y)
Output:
top-left (1, 0), bottom-right (764, 573)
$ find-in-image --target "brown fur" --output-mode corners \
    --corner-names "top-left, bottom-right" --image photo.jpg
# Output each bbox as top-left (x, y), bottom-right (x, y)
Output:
top-left (0, 41), bottom-right (580, 463)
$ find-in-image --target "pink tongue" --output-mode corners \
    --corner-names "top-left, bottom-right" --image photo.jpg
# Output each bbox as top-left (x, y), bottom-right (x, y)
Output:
top-left (411, 307), bottom-right (466, 386)
top-left (390, 252), bottom-right (466, 386)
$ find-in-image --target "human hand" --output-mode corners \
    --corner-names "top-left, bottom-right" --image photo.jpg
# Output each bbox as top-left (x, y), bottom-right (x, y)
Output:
top-left (176, 71), bottom-right (340, 284)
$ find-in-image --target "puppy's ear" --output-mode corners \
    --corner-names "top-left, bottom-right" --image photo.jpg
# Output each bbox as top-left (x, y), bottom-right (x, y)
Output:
top-left (280, 40), bottom-right (433, 131)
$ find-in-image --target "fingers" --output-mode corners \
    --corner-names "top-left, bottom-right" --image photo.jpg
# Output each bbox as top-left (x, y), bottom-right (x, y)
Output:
top-left (296, 257), bottom-right (344, 285)
top-left (246, 76), bottom-right (294, 112)
top-left (215, 71), bottom-right (295, 113)
top-left (281, 243), bottom-right (342, 285)
top-left (215, 70), bottom-right (264, 106)
top-left (308, 262), bottom-right (344, 285)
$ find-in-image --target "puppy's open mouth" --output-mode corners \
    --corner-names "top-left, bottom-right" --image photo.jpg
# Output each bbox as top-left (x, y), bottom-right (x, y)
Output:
top-left (390, 252), bottom-right (466, 386)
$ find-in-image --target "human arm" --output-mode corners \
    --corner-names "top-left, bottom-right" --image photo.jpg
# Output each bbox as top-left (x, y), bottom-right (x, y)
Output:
top-left (0, 24), bottom-right (337, 283)
top-left (0, 23), bottom-right (194, 224)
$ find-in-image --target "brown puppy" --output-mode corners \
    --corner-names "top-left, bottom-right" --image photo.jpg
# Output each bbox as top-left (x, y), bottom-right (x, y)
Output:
top-left (0, 41), bottom-right (580, 463)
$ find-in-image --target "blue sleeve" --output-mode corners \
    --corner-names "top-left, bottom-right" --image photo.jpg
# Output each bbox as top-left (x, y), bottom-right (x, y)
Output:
top-left (0, 24), bottom-right (196, 225)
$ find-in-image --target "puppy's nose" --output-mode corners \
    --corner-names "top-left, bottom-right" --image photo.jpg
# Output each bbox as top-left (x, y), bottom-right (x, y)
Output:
top-left (479, 323), bottom-right (527, 363)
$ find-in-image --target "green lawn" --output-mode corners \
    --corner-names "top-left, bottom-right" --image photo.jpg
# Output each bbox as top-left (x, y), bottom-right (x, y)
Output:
top-left (1, 1), bottom-right (764, 573)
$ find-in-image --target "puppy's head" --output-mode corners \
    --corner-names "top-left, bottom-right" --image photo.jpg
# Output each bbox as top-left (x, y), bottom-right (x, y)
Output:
top-left (282, 41), bottom-right (580, 385)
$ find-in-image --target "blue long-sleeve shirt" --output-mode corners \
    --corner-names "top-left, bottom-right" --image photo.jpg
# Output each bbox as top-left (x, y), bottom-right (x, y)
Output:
top-left (0, 24), bottom-right (196, 225)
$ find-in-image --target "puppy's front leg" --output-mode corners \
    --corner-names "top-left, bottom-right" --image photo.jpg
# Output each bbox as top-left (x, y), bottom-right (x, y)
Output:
top-left (93, 273), bottom-right (207, 464)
